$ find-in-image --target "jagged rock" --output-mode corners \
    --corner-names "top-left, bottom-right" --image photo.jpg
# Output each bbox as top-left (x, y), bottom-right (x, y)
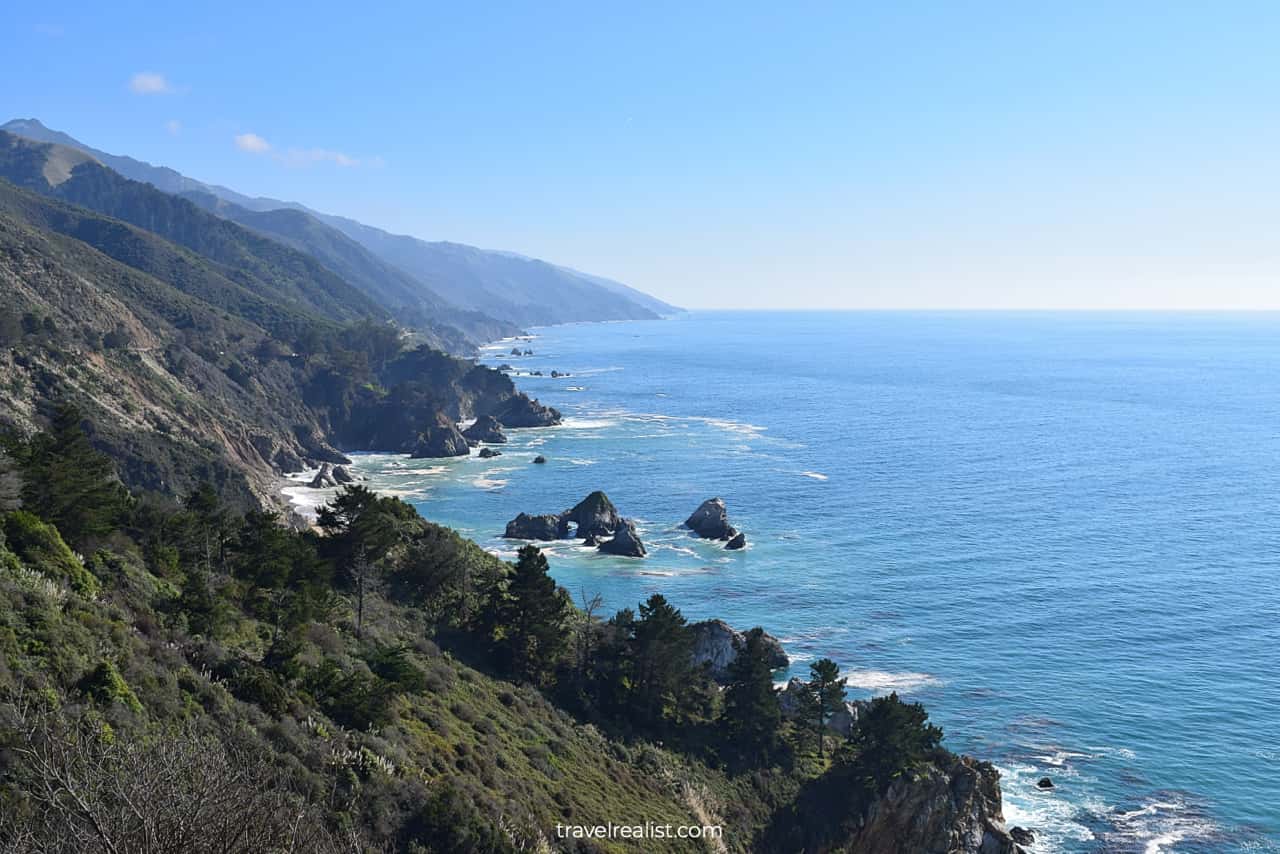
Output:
top-left (725, 532), bottom-right (747, 550)
top-left (308, 462), bottom-right (337, 488)
top-left (597, 519), bottom-right (646, 557)
top-left (510, 347), bottom-right (522, 356)
top-left (496, 363), bottom-right (514, 372)
top-left (410, 413), bottom-right (470, 458)
top-left (503, 513), bottom-right (563, 540)
top-left (478, 447), bottom-right (502, 458)
top-left (462, 415), bottom-right (507, 444)
top-left (487, 393), bottom-right (561, 427)
top-left (844, 755), bottom-right (1022, 853)
top-left (684, 497), bottom-right (738, 540)
top-left (531, 370), bottom-right (543, 376)
top-left (582, 533), bottom-right (601, 547)
top-left (292, 425), bottom-right (351, 465)
top-left (523, 349), bottom-right (533, 355)
top-left (562, 491), bottom-right (621, 539)
top-left (332, 465), bottom-right (354, 484)
top-left (533, 455), bottom-right (547, 464)
top-left (690, 619), bottom-right (789, 682)
top-left (1010, 827), bottom-right (1035, 846)
top-left (1036, 777), bottom-right (1054, 790)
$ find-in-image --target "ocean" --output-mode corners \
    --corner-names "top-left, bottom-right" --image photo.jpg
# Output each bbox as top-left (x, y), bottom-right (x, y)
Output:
top-left (293, 311), bottom-right (1280, 852)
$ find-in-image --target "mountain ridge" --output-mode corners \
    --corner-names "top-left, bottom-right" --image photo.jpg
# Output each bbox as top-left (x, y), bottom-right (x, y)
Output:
top-left (2, 118), bottom-right (680, 329)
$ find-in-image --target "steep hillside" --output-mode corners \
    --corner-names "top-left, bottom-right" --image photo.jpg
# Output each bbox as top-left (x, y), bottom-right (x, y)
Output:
top-left (0, 179), bottom-right (558, 511)
top-left (2, 119), bottom-right (680, 328)
top-left (0, 131), bottom-right (387, 328)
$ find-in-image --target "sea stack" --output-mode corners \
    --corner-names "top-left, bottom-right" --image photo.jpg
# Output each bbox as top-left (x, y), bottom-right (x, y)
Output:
top-left (596, 518), bottom-right (646, 557)
top-left (462, 415), bottom-right (507, 445)
top-left (684, 497), bottom-right (742, 544)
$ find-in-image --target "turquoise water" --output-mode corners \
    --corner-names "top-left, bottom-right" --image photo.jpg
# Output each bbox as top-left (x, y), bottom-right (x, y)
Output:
top-left (350, 312), bottom-right (1280, 852)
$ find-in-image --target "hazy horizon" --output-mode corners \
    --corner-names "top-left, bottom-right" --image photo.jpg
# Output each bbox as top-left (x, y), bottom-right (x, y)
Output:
top-left (6, 2), bottom-right (1280, 310)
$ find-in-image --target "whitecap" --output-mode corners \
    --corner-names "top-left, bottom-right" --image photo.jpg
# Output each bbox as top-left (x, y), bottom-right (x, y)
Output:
top-left (800, 471), bottom-right (829, 481)
top-left (841, 668), bottom-right (941, 694)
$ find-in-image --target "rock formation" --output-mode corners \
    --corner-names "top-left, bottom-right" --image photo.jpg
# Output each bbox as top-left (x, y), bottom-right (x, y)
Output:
top-left (684, 497), bottom-right (740, 542)
top-left (690, 619), bottom-right (789, 682)
top-left (532, 455), bottom-right (547, 464)
top-left (410, 413), bottom-right (470, 458)
top-left (308, 462), bottom-right (337, 488)
top-left (502, 491), bottom-right (642, 555)
top-left (725, 531), bottom-right (747, 550)
top-left (462, 415), bottom-right (507, 445)
top-left (503, 513), bottom-right (563, 540)
top-left (486, 393), bottom-right (561, 428)
top-left (478, 447), bottom-right (502, 458)
top-left (847, 756), bottom-right (1024, 853)
top-left (562, 491), bottom-right (621, 539)
top-left (596, 518), bottom-right (646, 557)
top-left (332, 465), bottom-right (354, 484)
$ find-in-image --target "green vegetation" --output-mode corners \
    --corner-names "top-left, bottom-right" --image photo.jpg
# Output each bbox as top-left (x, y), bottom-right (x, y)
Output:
top-left (0, 416), bottom-right (972, 852)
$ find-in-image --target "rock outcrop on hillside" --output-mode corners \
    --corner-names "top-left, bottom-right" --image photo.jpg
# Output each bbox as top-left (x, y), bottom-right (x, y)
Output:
top-left (690, 619), bottom-right (789, 681)
top-left (776, 677), bottom-right (870, 736)
top-left (846, 756), bottom-right (1024, 854)
top-left (410, 414), bottom-right (470, 458)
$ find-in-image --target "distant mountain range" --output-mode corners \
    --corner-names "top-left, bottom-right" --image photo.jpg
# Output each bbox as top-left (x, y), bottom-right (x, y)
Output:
top-left (1, 118), bottom-right (678, 334)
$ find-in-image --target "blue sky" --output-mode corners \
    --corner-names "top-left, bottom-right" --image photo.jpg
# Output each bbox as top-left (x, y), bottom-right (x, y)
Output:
top-left (4, 1), bottom-right (1280, 309)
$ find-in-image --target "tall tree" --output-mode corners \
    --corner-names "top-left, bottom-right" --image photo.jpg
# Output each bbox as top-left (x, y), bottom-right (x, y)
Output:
top-left (803, 658), bottom-right (847, 760)
top-left (720, 627), bottom-right (783, 763)
top-left (630, 594), bottom-right (701, 732)
top-left (497, 546), bottom-right (571, 686)
top-left (841, 692), bottom-right (944, 795)
top-left (19, 405), bottom-right (128, 546)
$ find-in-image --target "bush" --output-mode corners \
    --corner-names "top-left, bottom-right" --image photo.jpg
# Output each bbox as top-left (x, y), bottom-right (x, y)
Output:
top-left (3, 511), bottom-right (100, 596)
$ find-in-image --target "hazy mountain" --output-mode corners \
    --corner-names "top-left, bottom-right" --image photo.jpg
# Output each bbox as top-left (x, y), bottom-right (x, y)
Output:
top-left (1, 119), bottom-right (680, 327)
top-left (179, 190), bottom-right (519, 347)
top-left (0, 131), bottom-right (386, 330)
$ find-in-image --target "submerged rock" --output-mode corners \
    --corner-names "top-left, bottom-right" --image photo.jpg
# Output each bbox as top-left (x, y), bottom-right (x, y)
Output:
top-left (684, 497), bottom-right (739, 541)
top-left (690, 619), bottom-right (789, 682)
top-left (462, 414), bottom-right (507, 445)
top-left (478, 447), bottom-right (502, 458)
top-left (725, 531), bottom-right (747, 550)
top-left (410, 413), bottom-right (470, 458)
top-left (532, 455), bottom-right (547, 464)
top-left (596, 519), bottom-right (646, 557)
top-left (1036, 777), bottom-right (1054, 790)
top-left (503, 513), bottom-right (563, 540)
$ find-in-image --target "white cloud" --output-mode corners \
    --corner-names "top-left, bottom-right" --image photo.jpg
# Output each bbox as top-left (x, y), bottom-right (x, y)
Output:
top-left (165, 119), bottom-right (182, 136)
top-left (129, 72), bottom-right (175, 95)
top-left (234, 133), bottom-right (271, 153)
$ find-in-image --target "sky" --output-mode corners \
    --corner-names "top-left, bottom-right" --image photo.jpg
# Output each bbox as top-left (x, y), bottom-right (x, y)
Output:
top-left (4, 1), bottom-right (1280, 309)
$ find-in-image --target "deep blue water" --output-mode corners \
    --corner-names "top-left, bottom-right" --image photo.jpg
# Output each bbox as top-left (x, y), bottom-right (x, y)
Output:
top-left (328, 312), bottom-right (1280, 852)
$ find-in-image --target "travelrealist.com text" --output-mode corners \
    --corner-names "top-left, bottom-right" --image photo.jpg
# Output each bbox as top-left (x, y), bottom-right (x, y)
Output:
top-left (555, 822), bottom-right (723, 841)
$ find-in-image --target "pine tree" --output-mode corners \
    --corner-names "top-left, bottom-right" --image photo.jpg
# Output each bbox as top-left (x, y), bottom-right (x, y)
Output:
top-left (20, 405), bottom-right (128, 546)
top-left (630, 594), bottom-right (699, 731)
top-left (498, 545), bottom-right (570, 685)
top-left (803, 658), bottom-right (847, 760)
top-left (720, 627), bottom-right (782, 763)
top-left (842, 692), bottom-right (943, 795)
